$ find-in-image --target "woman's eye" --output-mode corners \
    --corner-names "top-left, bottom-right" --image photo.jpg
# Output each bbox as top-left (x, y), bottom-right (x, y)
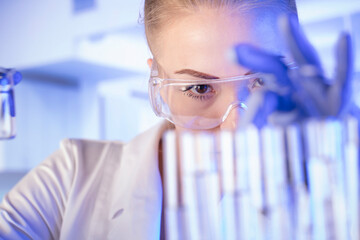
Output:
top-left (191, 85), bottom-right (212, 94)
top-left (251, 78), bottom-right (264, 89)
top-left (183, 84), bottom-right (213, 94)
top-left (180, 84), bottom-right (215, 101)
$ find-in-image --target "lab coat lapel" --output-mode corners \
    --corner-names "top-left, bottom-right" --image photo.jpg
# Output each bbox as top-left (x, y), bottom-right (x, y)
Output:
top-left (108, 121), bottom-right (172, 239)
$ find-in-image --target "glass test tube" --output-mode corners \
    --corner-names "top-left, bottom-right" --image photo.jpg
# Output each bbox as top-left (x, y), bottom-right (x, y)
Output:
top-left (194, 133), bottom-right (221, 240)
top-left (180, 132), bottom-right (200, 239)
top-left (0, 68), bottom-right (21, 139)
top-left (344, 117), bottom-right (359, 240)
top-left (163, 131), bottom-right (181, 239)
top-left (286, 124), bottom-right (311, 240)
top-left (235, 129), bottom-right (254, 240)
top-left (218, 131), bottom-right (237, 240)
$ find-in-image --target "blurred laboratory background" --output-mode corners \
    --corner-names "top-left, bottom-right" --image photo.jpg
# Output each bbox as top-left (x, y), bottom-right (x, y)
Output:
top-left (0, 0), bottom-right (360, 199)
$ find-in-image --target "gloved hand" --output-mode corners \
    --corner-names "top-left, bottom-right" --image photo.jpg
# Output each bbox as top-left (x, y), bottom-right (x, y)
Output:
top-left (233, 14), bottom-right (354, 128)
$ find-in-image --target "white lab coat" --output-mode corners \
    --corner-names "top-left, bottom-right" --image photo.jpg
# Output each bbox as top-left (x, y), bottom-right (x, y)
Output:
top-left (0, 120), bottom-right (173, 240)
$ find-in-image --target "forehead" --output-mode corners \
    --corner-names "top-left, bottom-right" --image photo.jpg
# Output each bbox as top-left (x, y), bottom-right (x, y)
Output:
top-left (156, 7), bottom-right (285, 77)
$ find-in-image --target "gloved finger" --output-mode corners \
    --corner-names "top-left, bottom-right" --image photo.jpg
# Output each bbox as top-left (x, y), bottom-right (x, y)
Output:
top-left (291, 76), bottom-right (324, 117)
top-left (233, 44), bottom-right (290, 87)
top-left (279, 14), bottom-right (323, 75)
top-left (331, 33), bottom-right (353, 116)
top-left (238, 90), bottom-right (269, 127)
top-left (251, 91), bottom-right (278, 128)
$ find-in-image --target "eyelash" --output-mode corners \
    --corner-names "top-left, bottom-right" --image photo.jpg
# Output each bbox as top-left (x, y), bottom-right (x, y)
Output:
top-left (183, 91), bottom-right (213, 101)
top-left (249, 78), bottom-right (264, 90)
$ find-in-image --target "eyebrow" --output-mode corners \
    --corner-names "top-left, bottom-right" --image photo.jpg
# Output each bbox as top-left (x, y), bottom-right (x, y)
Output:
top-left (175, 69), bottom-right (254, 79)
top-left (174, 69), bottom-right (219, 79)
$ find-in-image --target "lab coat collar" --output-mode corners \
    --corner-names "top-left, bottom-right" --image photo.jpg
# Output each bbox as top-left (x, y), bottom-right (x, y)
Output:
top-left (108, 120), bottom-right (173, 239)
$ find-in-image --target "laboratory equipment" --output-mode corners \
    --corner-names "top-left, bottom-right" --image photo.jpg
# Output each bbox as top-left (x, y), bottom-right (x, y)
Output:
top-left (162, 117), bottom-right (359, 239)
top-left (0, 68), bottom-right (21, 139)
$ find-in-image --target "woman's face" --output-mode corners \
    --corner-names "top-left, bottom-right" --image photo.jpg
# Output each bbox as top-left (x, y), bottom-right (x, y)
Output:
top-left (151, 6), bottom-right (287, 131)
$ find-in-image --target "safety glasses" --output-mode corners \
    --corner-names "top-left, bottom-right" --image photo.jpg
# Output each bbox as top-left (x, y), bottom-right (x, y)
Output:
top-left (148, 60), bottom-right (269, 130)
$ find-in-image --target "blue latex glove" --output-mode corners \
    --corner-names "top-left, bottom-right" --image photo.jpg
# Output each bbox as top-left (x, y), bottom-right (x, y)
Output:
top-left (233, 14), bottom-right (354, 128)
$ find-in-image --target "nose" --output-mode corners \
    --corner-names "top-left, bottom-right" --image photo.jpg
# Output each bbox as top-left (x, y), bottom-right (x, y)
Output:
top-left (219, 104), bottom-right (245, 130)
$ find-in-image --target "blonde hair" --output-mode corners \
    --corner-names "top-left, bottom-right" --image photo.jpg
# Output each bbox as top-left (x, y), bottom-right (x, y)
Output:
top-left (142, 0), bottom-right (297, 55)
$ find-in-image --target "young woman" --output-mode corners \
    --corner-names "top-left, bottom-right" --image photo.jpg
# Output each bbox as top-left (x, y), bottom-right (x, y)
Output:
top-left (0, 0), bottom-right (297, 239)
